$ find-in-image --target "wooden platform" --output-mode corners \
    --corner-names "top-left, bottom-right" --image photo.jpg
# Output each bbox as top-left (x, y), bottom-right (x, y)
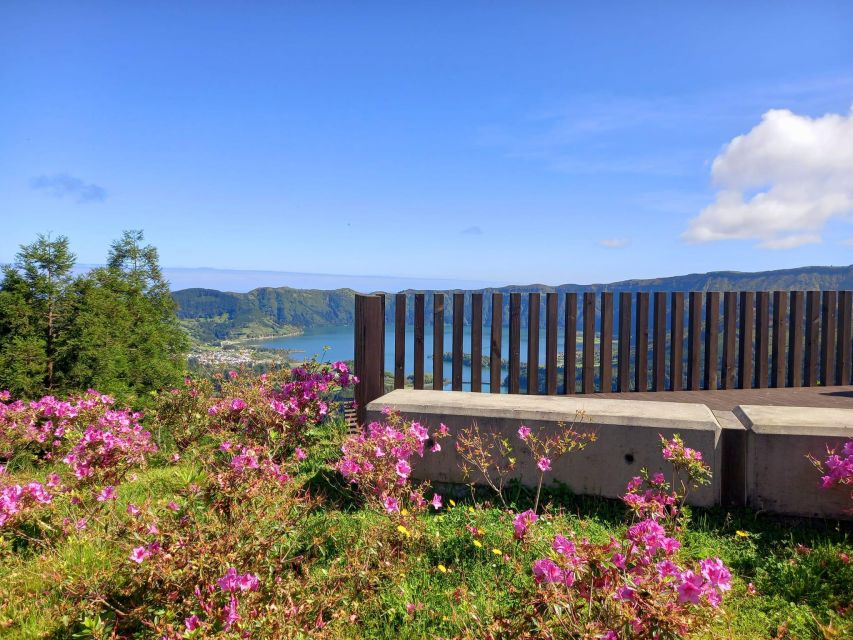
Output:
top-left (593, 385), bottom-right (853, 411)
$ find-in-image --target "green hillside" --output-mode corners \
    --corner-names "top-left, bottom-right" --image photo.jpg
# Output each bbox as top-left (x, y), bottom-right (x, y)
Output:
top-left (172, 287), bottom-right (357, 342)
top-left (172, 265), bottom-right (852, 343)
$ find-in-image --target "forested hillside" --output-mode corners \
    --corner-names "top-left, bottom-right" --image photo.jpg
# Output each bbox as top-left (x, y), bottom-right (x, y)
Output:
top-left (172, 265), bottom-right (853, 342)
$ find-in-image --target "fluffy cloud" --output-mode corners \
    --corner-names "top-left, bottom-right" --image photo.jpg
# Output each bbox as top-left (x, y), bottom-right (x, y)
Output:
top-left (598, 238), bottom-right (629, 248)
top-left (684, 106), bottom-right (853, 249)
top-left (31, 174), bottom-right (106, 203)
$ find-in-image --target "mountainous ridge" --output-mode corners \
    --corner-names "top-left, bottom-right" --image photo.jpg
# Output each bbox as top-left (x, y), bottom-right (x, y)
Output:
top-left (173, 265), bottom-right (853, 342)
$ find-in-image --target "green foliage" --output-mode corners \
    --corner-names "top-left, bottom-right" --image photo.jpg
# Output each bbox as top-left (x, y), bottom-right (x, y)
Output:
top-left (0, 231), bottom-right (188, 401)
top-left (0, 234), bottom-right (76, 395)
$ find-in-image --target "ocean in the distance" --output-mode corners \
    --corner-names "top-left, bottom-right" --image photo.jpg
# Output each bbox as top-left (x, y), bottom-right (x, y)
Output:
top-left (255, 324), bottom-right (577, 392)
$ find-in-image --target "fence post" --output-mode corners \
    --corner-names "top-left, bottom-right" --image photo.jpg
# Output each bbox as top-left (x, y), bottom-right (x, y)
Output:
top-left (354, 293), bottom-right (385, 426)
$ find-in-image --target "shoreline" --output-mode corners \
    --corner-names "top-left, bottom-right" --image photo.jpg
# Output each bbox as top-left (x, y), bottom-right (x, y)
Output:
top-left (220, 328), bottom-right (305, 346)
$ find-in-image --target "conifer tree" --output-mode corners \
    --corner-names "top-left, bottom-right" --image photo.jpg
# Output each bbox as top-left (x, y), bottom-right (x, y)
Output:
top-left (0, 234), bottom-right (76, 396)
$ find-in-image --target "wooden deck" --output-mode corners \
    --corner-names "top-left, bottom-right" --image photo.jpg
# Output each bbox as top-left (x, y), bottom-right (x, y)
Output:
top-left (593, 384), bottom-right (853, 411)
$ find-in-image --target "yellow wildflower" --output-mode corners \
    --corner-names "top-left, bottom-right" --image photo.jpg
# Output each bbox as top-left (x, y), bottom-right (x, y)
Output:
top-left (473, 539), bottom-right (482, 548)
top-left (735, 530), bottom-right (749, 538)
top-left (437, 564), bottom-right (447, 573)
top-left (492, 548), bottom-right (502, 555)
top-left (397, 525), bottom-right (411, 537)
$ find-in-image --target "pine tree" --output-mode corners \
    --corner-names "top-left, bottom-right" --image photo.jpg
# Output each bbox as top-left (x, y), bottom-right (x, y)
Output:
top-left (66, 231), bottom-right (188, 399)
top-left (0, 235), bottom-right (76, 396)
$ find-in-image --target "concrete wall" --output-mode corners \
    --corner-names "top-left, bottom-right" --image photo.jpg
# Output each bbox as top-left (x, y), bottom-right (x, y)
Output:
top-left (365, 390), bottom-right (853, 519)
top-left (366, 390), bottom-right (722, 507)
top-left (736, 405), bottom-right (853, 518)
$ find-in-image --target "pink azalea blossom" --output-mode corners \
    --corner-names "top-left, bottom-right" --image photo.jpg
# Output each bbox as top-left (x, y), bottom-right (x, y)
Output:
top-left (96, 485), bottom-right (116, 502)
top-left (513, 509), bottom-right (538, 540)
top-left (384, 496), bottom-right (400, 513)
top-left (184, 615), bottom-right (201, 630)
top-left (395, 459), bottom-right (411, 479)
top-left (518, 425), bottom-right (531, 440)
top-left (129, 546), bottom-right (149, 563)
top-left (431, 494), bottom-right (442, 510)
top-left (295, 447), bottom-right (307, 461)
top-left (537, 457), bottom-right (551, 472)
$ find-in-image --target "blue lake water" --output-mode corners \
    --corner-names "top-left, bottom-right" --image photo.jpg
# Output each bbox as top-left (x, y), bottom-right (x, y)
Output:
top-left (255, 324), bottom-right (580, 392)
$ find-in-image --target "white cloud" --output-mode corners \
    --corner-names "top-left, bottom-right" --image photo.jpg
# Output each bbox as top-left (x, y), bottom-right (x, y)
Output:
top-left (684, 106), bottom-right (853, 248)
top-left (598, 238), bottom-right (629, 248)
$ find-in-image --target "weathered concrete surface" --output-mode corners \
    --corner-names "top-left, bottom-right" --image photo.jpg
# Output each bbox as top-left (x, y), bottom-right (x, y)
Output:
top-left (366, 390), bottom-right (722, 506)
top-left (714, 410), bottom-right (747, 508)
top-left (735, 405), bottom-right (853, 519)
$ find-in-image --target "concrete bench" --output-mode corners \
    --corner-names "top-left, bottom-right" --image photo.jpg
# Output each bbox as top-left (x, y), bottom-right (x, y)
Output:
top-left (736, 405), bottom-right (853, 519)
top-left (366, 390), bottom-right (722, 507)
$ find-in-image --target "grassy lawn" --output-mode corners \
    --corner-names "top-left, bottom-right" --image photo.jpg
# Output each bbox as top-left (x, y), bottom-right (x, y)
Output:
top-left (2, 412), bottom-right (851, 640)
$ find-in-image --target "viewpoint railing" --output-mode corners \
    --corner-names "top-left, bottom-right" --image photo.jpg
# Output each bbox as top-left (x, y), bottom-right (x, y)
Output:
top-left (353, 290), bottom-right (853, 423)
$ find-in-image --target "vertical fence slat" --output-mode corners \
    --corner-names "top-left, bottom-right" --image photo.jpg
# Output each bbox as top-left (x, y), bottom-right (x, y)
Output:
top-left (788, 291), bottom-right (804, 387)
top-left (564, 292), bottom-right (577, 394)
top-left (755, 291), bottom-right (769, 389)
top-left (490, 293), bottom-right (503, 394)
top-left (704, 292), bottom-right (720, 390)
top-left (738, 292), bottom-right (755, 389)
top-left (509, 293), bottom-right (521, 394)
top-left (771, 291), bottom-right (788, 388)
top-left (653, 292), bottom-right (666, 391)
top-left (617, 292), bottom-right (631, 392)
top-left (546, 292), bottom-right (558, 395)
top-left (433, 293), bottom-right (444, 390)
top-left (838, 291), bottom-right (852, 385)
top-left (821, 291), bottom-right (837, 387)
top-left (452, 293), bottom-right (464, 391)
top-left (635, 292), bottom-right (649, 392)
top-left (414, 293), bottom-right (425, 389)
top-left (582, 292), bottom-right (596, 394)
top-left (687, 292), bottom-right (702, 390)
top-left (528, 293), bottom-right (541, 395)
top-left (670, 292), bottom-right (684, 391)
top-left (805, 291), bottom-right (820, 387)
top-left (471, 293), bottom-right (483, 392)
top-left (721, 292), bottom-right (737, 390)
top-left (600, 292), bottom-right (614, 393)
top-left (354, 294), bottom-right (385, 425)
top-left (394, 293), bottom-right (406, 389)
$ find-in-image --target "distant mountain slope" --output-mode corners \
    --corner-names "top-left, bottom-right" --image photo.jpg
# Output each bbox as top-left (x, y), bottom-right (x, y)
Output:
top-left (172, 287), bottom-right (357, 342)
top-left (173, 265), bottom-right (852, 342)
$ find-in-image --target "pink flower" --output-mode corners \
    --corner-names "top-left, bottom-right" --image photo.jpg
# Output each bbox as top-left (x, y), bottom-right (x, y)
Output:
top-left (518, 425), bottom-right (531, 440)
top-left (513, 509), bottom-right (538, 540)
top-left (431, 494), bottom-right (443, 510)
top-left (395, 459), bottom-right (411, 479)
top-left (127, 503), bottom-right (141, 517)
top-left (96, 486), bottom-right (116, 502)
top-left (238, 572), bottom-right (260, 591)
top-left (651, 472), bottom-right (666, 484)
top-left (384, 496), bottom-right (400, 513)
top-left (224, 595), bottom-right (240, 630)
top-left (676, 570), bottom-right (704, 604)
top-left (129, 546), bottom-right (149, 563)
top-left (228, 370), bottom-right (238, 379)
top-left (230, 398), bottom-right (246, 411)
top-left (409, 422), bottom-right (429, 443)
top-left (532, 558), bottom-right (563, 584)
top-left (295, 447), bottom-right (307, 461)
top-left (537, 457), bottom-right (551, 472)
top-left (700, 557), bottom-right (731, 592)
top-left (167, 501), bottom-right (180, 512)
top-left (184, 615), bottom-right (201, 630)
top-left (438, 423), bottom-right (449, 435)
top-left (430, 441), bottom-right (441, 453)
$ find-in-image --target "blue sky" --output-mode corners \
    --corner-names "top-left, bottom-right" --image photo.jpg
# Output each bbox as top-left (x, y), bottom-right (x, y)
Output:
top-left (2, 2), bottom-right (852, 292)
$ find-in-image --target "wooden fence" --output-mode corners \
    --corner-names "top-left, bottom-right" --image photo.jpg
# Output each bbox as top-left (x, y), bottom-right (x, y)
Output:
top-left (353, 291), bottom-right (853, 423)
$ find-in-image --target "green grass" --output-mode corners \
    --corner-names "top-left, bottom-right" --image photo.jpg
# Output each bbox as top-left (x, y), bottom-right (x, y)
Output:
top-left (2, 418), bottom-right (851, 639)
